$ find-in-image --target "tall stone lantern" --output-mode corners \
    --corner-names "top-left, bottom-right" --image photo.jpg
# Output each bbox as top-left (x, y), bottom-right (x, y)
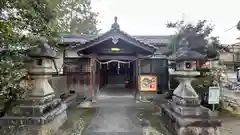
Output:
top-left (160, 38), bottom-right (221, 135)
top-left (27, 39), bottom-right (58, 98)
top-left (0, 39), bottom-right (67, 134)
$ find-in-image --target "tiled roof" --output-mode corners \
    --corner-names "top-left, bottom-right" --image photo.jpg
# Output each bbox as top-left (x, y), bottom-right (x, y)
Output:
top-left (61, 34), bottom-right (170, 45)
top-left (133, 35), bottom-right (170, 45)
top-left (70, 27), bottom-right (158, 53)
top-left (61, 16), bottom-right (171, 54)
top-left (61, 34), bottom-right (97, 44)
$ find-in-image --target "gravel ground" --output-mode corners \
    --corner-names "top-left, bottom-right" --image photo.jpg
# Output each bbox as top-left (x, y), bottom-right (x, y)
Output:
top-left (56, 108), bottom-right (97, 135)
top-left (137, 103), bottom-right (170, 135)
top-left (220, 117), bottom-right (240, 135)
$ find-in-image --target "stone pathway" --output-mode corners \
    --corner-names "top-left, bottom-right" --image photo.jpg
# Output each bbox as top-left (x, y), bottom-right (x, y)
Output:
top-left (83, 94), bottom-right (142, 135)
top-left (220, 117), bottom-right (240, 135)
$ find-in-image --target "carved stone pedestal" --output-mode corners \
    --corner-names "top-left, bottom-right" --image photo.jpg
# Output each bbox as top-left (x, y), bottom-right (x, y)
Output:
top-left (161, 103), bottom-right (221, 135)
top-left (161, 72), bottom-right (221, 135)
top-left (161, 94), bottom-right (221, 135)
top-left (0, 94), bottom-right (67, 135)
top-left (0, 108), bottom-right (66, 135)
top-left (0, 94), bottom-right (67, 124)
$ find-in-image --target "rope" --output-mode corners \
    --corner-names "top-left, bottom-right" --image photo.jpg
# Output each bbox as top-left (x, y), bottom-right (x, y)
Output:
top-left (95, 54), bottom-right (153, 65)
top-left (95, 59), bottom-right (138, 65)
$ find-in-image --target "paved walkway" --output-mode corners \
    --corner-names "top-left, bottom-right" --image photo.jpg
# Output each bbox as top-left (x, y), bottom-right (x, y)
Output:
top-left (83, 85), bottom-right (142, 135)
top-left (220, 117), bottom-right (240, 135)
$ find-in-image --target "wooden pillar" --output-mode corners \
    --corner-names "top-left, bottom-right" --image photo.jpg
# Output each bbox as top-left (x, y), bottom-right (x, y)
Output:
top-left (89, 58), bottom-right (93, 99)
top-left (135, 58), bottom-right (141, 100)
top-left (90, 57), bottom-right (97, 102)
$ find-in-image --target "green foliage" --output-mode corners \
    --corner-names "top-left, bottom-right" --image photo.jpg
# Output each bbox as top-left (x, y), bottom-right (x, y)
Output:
top-left (1, 0), bottom-right (59, 37)
top-left (237, 20), bottom-right (240, 31)
top-left (0, 51), bottom-right (28, 100)
top-left (192, 72), bottom-right (212, 91)
top-left (57, 0), bottom-right (99, 34)
top-left (0, 0), bottom-right (59, 115)
top-left (192, 60), bottom-right (226, 90)
top-left (166, 20), bottom-right (229, 58)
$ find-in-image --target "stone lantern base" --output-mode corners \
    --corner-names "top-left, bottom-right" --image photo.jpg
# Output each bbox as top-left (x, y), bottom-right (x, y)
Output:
top-left (0, 93), bottom-right (67, 135)
top-left (160, 95), bottom-right (221, 135)
top-left (160, 69), bottom-right (221, 135)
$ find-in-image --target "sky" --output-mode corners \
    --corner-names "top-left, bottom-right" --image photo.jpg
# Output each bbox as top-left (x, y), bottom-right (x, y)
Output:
top-left (91, 0), bottom-right (240, 44)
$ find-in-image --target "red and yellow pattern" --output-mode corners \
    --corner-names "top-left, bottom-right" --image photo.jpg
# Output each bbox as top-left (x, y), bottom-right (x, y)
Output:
top-left (139, 75), bottom-right (157, 91)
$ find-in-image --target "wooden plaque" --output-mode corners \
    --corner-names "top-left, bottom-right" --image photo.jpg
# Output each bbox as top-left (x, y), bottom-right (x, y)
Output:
top-left (139, 75), bottom-right (157, 91)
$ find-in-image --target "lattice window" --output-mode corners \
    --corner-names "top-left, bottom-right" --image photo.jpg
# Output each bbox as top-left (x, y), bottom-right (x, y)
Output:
top-left (82, 63), bottom-right (91, 72)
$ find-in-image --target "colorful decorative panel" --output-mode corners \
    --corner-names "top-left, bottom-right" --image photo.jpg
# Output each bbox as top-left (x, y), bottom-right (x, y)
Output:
top-left (139, 75), bottom-right (157, 91)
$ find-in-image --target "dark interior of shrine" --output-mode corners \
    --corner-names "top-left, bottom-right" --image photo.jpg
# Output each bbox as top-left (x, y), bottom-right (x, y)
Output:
top-left (99, 60), bottom-right (136, 94)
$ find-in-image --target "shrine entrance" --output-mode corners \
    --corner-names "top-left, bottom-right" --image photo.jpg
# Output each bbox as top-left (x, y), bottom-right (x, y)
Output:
top-left (98, 59), bottom-right (135, 96)
top-left (72, 17), bottom-right (157, 100)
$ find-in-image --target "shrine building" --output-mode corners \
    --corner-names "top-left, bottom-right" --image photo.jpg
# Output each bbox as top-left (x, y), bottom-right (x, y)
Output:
top-left (57, 17), bottom-right (171, 100)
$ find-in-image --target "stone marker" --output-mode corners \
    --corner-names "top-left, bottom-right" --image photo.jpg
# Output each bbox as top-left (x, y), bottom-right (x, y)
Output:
top-left (160, 38), bottom-right (221, 135)
top-left (0, 39), bottom-right (67, 135)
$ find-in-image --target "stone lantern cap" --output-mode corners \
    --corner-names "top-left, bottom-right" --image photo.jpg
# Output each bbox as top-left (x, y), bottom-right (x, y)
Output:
top-left (169, 37), bottom-right (205, 62)
top-left (27, 39), bottom-right (57, 58)
top-left (169, 47), bottom-right (205, 62)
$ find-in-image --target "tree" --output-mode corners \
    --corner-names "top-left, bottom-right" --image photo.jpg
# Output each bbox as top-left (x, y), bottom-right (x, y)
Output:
top-left (237, 20), bottom-right (240, 31)
top-left (0, 0), bottom-right (59, 116)
top-left (57, 0), bottom-right (99, 34)
top-left (166, 20), bottom-right (229, 58)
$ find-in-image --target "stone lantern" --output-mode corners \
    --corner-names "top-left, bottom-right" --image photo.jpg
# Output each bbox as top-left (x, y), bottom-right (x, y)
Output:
top-left (27, 39), bottom-right (58, 98)
top-left (170, 47), bottom-right (203, 100)
top-left (160, 38), bottom-right (221, 135)
top-left (0, 39), bottom-right (67, 134)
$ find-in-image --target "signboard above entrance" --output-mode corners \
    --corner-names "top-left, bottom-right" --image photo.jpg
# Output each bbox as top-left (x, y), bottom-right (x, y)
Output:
top-left (139, 75), bottom-right (157, 91)
top-left (111, 48), bottom-right (120, 51)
